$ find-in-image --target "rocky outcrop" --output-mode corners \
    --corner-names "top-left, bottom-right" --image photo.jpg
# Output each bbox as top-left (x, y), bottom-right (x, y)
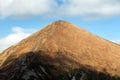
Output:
top-left (0, 51), bottom-right (120, 80)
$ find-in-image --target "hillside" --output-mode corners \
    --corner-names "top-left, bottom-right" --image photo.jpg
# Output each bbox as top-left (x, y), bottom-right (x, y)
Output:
top-left (0, 21), bottom-right (120, 80)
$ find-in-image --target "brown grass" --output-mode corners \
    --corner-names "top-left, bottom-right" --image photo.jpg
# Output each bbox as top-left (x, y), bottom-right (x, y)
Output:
top-left (0, 20), bottom-right (120, 76)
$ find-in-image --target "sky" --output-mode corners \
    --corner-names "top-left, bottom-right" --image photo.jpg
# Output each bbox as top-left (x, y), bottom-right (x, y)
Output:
top-left (0, 0), bottom-right (120, 52)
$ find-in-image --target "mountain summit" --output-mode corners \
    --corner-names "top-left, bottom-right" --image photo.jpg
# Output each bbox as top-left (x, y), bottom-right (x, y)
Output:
top-left (0, 21), bottom-right (120, 80)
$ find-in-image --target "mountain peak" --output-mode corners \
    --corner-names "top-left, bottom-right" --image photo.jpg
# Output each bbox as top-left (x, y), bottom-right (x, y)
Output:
top-left (50, 20), bottom-right (71, 25)
top-left (0, 21), bottom-right (120, 80)
top-left (42, 20), bottom-right (78, 32)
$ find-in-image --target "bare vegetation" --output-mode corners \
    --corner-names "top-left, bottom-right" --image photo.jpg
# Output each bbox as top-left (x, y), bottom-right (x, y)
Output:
top-left (0, 21), bottom-right (120, 80)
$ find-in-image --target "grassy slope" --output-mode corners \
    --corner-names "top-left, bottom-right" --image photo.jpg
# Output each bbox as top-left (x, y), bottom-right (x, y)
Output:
top-left (0, 21), bottom-right (120, 79)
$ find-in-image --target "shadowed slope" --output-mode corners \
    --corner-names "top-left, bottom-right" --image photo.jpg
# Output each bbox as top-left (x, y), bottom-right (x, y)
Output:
top-left (0, 21), bottom-right (120, 80)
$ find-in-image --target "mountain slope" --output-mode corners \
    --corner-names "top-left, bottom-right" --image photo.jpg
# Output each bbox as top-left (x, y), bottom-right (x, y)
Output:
top-left (0, 21), bottom-right (120, 80)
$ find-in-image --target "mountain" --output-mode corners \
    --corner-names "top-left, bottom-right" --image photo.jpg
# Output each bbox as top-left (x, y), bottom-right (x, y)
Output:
top-left (0, 21), bottom-right (120, 80)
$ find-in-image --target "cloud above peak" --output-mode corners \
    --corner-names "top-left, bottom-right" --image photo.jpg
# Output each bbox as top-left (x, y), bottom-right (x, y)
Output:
top-left (0, 0), bottom-right (120, 20)
top-left (0, 0), bottom-right (57, 18)
top-left (63, 0), bottom-right (120, 19)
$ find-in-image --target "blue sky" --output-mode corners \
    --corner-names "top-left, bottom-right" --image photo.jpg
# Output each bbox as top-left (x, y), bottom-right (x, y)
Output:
top-left (0, 0), bottom-right (120, 52)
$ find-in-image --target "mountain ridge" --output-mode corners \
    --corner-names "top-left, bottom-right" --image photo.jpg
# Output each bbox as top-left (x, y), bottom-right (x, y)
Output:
top-left (0, 20), bottom-right (120, 80)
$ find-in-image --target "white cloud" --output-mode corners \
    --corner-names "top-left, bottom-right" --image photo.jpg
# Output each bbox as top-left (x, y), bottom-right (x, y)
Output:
top-left (59, 0), bottom-right (120, 20)
top-left (112, 40), bottom-right (120, 44)
top-left (0, 0), bottom-right (120, 19)
top-left (0, 27), bottom-right (35, 53)
top-left (0, 0), bottom-right (57, 18)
